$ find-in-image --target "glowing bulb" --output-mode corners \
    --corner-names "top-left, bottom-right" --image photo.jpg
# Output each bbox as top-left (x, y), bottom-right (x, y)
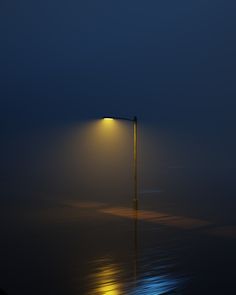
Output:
top-left (103, 118), bottom-right (114, 121)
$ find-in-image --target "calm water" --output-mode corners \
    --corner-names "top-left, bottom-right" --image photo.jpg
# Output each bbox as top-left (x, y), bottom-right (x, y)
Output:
top-left (1, 194), bottom-right (236, 295)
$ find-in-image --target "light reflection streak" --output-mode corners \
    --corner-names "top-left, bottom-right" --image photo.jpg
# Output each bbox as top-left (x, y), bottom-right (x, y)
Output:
top-left (129, 275), bottom-right (183, 295)
top-left (85, 205), bottom-right (185, 295)
top-left (87, 258), bottom-right (183, 295)
top-left (100, 207), bottom-right (211, 230)
top-left (87, 261), bottom-right (123, 295)
top-left (36, 201), bottom-right (236, 238)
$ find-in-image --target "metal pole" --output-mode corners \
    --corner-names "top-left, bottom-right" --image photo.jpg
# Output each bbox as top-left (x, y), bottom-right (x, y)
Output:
top-left (133, 208), bottom-right (138, 282)
top-left (133, 116), bottom-right (138, 210)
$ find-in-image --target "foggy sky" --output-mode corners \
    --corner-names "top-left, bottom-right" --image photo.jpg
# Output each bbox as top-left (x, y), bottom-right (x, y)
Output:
top-left (1, 0), bottom-right (236, 201)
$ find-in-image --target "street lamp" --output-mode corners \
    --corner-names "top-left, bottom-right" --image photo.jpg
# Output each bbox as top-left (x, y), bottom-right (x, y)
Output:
top-left (103, 116), bottom-right (138, 210)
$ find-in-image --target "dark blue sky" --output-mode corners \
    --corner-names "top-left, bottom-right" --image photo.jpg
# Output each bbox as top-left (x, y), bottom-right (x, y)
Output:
top-left (1, 0), bottom-right (236, 124)
top-left (1, 0), bottom-right (236, 199)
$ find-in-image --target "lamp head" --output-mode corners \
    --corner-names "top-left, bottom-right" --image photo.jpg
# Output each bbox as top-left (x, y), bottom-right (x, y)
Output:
top-left (102, 116), bottom-right (136, 122)
top-left (103, 117), bottom-right (115, 121)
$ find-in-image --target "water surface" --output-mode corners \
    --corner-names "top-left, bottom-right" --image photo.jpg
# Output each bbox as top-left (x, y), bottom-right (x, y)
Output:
top-left (0, 197), bottom-right (236, 294)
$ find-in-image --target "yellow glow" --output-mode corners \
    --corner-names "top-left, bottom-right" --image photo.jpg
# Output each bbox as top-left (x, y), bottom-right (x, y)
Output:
top-left (61, 120), bottom-right (133, 200)
top-left (103, 118), bottom-right (114, 121)
top-left (89, 263), bottom-right (122, 295)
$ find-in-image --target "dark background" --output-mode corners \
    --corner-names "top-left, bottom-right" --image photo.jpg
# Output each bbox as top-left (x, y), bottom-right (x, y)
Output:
top-left (1, 0), bottom-right (236, 220)
top-left (1, 2), bottom-right (236, 295)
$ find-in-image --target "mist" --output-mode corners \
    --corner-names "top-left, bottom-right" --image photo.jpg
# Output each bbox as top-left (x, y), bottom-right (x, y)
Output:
top-left (1, 115), bottom-right (236, 224)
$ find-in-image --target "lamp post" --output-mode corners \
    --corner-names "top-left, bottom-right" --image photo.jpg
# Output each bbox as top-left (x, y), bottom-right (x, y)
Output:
top-left (103, 116), bottom-right (138, 210)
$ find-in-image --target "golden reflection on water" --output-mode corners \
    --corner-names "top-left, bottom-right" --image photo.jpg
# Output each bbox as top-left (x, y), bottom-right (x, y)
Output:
top-left (86, 257), bottom-right (183, 295)
top-left (88, 262), bottom-right (123, 295)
